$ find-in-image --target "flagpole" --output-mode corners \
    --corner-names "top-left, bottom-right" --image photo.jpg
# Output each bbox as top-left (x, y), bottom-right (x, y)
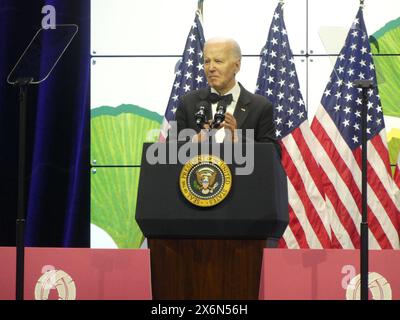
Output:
top-left (197, 0), bottom-right (204, 17)
top-left (355, 0), bottom-right (369, 301)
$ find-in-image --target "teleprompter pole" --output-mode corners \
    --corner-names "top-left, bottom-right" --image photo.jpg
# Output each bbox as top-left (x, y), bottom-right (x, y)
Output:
top-left (354, 79), bottom-right (374, 301)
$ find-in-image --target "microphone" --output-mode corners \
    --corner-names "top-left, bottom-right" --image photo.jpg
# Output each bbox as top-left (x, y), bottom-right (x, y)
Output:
top-left (208, 93), bottom-right (232, 129)
top-left (212, 101), bottom-right (228, 129)
top-left (194, 101), bottom-right (210, 128)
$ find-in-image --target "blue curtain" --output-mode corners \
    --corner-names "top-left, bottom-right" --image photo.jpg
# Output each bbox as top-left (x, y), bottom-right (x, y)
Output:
top-left (0, 0), bottom-right (90, 247)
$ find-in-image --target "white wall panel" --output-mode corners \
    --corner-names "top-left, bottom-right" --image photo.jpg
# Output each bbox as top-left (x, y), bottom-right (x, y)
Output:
top-left (308, 0), bottom-right (400, 54)
top-left (307, 56), bottom-right (336, 121)
top-left (91, 0), bottom-right (197, 55)
top-left (202, 0), bottom-right (306, 55)
top-left (91, 0), bottom-right (307, 55)
top-left (91, 57), bottom-right (178, 114)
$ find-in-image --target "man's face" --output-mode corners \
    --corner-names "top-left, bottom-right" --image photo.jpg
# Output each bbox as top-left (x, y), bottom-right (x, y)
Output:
top-left (204, 42), bottom-right (240, 95)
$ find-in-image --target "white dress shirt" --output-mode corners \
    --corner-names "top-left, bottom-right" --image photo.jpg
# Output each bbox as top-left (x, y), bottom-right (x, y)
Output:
top-left (210, 82), bottom-right (241, 142)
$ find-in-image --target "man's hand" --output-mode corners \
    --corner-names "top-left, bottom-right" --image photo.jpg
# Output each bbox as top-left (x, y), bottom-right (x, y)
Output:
top-left (221, 112), bottom-right (238, 142)
top-left (192, 122), bottom-right (211, 143)
top-left (192, 114), bottom-right (239, 143)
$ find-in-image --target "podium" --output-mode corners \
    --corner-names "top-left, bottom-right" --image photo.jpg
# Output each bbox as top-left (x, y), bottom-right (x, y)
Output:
top-left (136, 142), bottom-right (288, 299)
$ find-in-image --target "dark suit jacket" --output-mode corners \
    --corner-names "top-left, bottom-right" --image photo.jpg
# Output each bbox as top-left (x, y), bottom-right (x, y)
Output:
top-left (174, 83), bottom-right (277, 144)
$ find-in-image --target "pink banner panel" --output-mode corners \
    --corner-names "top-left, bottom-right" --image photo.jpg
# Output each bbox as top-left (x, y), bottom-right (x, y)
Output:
top-left (259, 249), bottom-right (398, 300)
top-left (0, 247), bottom-right (151, 300)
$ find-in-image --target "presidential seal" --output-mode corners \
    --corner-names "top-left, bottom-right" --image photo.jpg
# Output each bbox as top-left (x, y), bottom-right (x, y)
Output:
top-left (180, 155), bottom-right (232, 207)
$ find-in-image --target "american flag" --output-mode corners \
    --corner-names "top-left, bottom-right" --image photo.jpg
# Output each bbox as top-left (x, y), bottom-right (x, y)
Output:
top-left (255, 3), bottom-right (331, 249)
top-left (310, 8), bottom-right (400, 249)
top-left (159, 11), bottom-right (207, 141)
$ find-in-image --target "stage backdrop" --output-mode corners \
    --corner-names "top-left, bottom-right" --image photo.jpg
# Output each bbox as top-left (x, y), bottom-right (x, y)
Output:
top-left (90, 0), bottom-right (400, 248)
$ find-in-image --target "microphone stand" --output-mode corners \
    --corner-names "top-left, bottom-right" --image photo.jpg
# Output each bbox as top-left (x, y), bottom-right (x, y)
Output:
top-left (354, 79), bottom-right (374, 301)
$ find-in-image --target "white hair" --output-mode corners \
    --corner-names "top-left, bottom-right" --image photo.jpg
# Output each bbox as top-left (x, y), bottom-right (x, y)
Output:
top-left (204, 37), bottom-right (242, 59)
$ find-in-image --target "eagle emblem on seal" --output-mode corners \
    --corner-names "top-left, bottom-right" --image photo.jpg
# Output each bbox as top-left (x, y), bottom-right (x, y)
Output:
top-left (195, 167), bottom-right (219, 195)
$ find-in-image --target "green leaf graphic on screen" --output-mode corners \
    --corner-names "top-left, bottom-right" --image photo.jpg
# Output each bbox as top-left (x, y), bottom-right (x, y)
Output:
top-left (91, 104), bottom-right (163, 248)
top-left (91, 167), bottom-right (143, 248)
top-left (370, 17), bottom-right (400, 118)
top-left (91, 104), bottom-right (163, 165)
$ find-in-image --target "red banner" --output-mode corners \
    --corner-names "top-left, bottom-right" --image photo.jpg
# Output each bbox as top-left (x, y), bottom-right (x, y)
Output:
top-left (0, 247), bottom-right (151, 300)
top-left (259, 249), bottom-right (398, 300)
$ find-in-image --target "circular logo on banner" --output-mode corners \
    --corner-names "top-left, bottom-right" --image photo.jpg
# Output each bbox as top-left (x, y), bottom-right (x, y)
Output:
top-left (35, 269), bottom-right (76, 300)
top-left (346, 272), bottom-right (392, 300)
top-left (180, 155), bottom-right (232, 207)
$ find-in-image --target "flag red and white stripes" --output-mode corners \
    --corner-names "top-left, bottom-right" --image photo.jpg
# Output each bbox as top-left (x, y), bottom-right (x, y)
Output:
top-left (311, 104), bottom-right (400, 249)
top-left (255, 3), bottom-right (332, 248)
top-left (278, 122), bottom-right (332, 248)
top-left (310, 8), bottom-right (400, 249)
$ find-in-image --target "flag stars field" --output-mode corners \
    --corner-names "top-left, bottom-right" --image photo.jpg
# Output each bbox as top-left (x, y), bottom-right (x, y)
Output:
top-left (255, 2), bottom-right (332, 249)
top-left (160, 12), bottom-right (207, 141)
top-left (311, 7), bottom-right (400, 249)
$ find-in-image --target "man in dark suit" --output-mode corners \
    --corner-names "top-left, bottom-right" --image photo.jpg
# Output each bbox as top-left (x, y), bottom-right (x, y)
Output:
top-left (174, 37), bottom-right (276, 145)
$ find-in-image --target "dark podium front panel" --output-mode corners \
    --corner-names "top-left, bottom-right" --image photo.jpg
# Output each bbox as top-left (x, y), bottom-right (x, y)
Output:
top-left (136, 142), bottom-right (288, 239)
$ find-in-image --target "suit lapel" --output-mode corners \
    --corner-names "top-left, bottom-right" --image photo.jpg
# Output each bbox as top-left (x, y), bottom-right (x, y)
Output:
top-left (233, 84), bottom-right (251, 129)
